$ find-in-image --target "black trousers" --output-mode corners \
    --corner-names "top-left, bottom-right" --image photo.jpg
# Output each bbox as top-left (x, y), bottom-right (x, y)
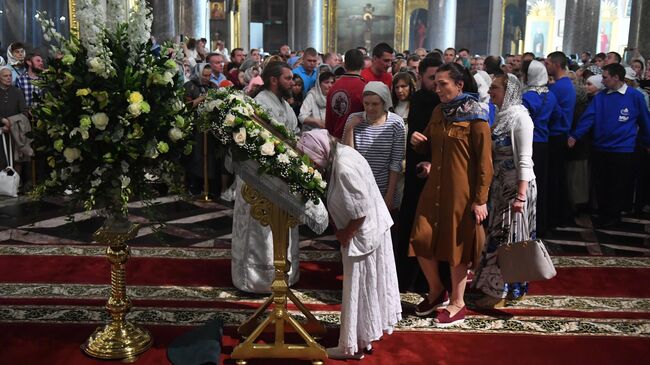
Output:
top-left (547, 135), bottom-right (570, 227)
top-left (532, 142), bottom-right (549, 236)
top-left (591, 150), bottom-right (634, 221)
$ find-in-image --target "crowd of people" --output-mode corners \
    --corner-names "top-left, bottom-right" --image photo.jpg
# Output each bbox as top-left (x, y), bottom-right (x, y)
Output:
top-left (2, 35), bottom-right (650, 360)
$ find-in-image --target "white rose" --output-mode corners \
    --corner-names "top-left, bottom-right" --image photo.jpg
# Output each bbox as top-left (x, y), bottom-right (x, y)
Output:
top-left (128, 103), bottom-right (142, 116)
top-left (287, 149), bottom-right (298, 158)
top-left (63, 147), bottom-right (81, 163)
top-left (313, 170), bottom-right (322, 181)
top-left (319, 180), bottom-right (327, 189)
top-left (260, 141), bottom-right (276, 156)
top-left (277, 153), bottom-right (290, 164)
top-left (91, 112), bottom-right (109, 130)
top-left (163, 71), bottom-right (174, 85)
top-left (144, 173), bottom-right (159, 181)
top-left (207, 100), bottom-right (222, 112)
top-left (119, 175), bottom-right (131, 189)
top-left (224, 113), bottom-right (236, 127)
top-left (260, 130), bottom-right (271, 140)
top-left (233, 127), bottom-right (247, 146)
top-left (168, 127), bottom-right (183, 142)
top-left (80, 129), bottom-right (89, 140)
top-left (300, 164), bottom-right (309, 173)
top-left (88, 57), bottom-right (102, 72)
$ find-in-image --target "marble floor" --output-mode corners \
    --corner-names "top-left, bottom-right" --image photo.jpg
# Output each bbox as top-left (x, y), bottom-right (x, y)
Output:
top-left (0, 194), bottom-right (647, 258)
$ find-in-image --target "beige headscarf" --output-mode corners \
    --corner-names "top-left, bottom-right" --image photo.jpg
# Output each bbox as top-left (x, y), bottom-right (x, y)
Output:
top-left (362, 81), bottom-right (393, 111)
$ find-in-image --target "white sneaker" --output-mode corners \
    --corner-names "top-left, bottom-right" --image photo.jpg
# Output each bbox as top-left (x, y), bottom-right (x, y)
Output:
top-left (326, 347), bottom-right (364, 360)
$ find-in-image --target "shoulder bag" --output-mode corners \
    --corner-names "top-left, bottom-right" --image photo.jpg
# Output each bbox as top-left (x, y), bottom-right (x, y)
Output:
top-left (497, 210), bottom-right (556, 282)
top-left (0, 133), bottom-right (20, 197)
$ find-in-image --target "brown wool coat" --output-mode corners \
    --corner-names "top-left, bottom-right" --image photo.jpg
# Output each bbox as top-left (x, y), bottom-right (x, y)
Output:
top-left (409, 105), bottom-right (493, 268)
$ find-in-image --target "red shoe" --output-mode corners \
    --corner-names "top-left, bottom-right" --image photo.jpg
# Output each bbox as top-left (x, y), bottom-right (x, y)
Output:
top-left (415, 291), bottom-right (449, 317)
top-left (433, 305), bottom-right (467, 327)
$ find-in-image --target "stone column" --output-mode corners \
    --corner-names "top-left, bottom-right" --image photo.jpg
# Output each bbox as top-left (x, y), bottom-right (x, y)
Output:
top-left (628, 0), bottom-right (650, 57)
top-left (292, 0), bottom-right (323, 52)
top-left (426, 0), bottom-right (457, 51)
top-left (487, 0), bottom-right (504, 56)
top-left (239, 0), bottom-right (250, 51)
top-left (150, 0), bottom-right (176, 42)
top-left (562, 0), bottom-right (600, 56)
top-left (177, 0), bottom-right (208, 40)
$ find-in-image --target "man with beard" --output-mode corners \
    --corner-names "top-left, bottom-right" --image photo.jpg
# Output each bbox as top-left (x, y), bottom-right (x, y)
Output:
top-left (361, 42), bottom-right (394, 89)
top-left (227, 47), bottom-right (246, 72)
top-left (15, 53), bottom-right (44, 108)
top-left (231, 61), bottom-right (301, 293)
top-left (396, 56), bottom-right (450, 296)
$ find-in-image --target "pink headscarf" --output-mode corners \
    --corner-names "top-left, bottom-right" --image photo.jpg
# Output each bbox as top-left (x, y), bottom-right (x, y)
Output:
top-left (297, 129), bottom-right (331, 168)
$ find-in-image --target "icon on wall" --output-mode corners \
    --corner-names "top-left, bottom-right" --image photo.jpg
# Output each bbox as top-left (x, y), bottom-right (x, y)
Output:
top-left (211, 1), bottom-right (226, 20)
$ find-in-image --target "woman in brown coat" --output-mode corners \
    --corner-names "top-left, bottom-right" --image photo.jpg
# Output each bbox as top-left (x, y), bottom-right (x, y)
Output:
top-left (410, 63), bottom-right (493, 327)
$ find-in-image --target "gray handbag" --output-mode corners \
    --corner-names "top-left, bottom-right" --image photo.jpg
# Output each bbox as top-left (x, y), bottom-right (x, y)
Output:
top-left (497, 211), bottom-right (556, 283)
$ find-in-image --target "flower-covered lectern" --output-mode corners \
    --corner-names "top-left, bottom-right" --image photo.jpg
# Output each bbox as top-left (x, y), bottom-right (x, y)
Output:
top-left (33, 0), bottom-right (194, 361)
top-left (200, 89), bottom-right (329, 364)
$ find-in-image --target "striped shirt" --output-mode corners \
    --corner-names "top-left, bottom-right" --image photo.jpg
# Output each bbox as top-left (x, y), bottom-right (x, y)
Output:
top-left (343, 111), bottom-right (406, 205)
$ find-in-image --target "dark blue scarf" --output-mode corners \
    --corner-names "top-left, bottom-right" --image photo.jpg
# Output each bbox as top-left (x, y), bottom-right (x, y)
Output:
top-left (440, 92), bottom-right (489, 123)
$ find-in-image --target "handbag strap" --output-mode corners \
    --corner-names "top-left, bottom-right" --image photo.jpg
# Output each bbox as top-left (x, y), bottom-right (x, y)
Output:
top-left (2, 134), bottom-right (12, 168)
top-left (507, 207), bottom-right (531, 243)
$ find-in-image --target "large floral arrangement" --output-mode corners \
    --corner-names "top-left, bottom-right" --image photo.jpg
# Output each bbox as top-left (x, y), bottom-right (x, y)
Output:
top-left (198, 88), bottom-right (326, 204)
top-left (31, 0), bottom-right (193, 216)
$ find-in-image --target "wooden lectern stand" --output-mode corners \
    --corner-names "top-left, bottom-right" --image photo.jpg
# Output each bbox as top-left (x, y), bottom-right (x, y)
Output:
top-left (230, 184), bottom-right (328, 365)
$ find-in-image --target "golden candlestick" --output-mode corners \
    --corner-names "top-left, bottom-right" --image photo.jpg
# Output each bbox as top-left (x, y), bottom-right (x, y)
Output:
top-left (81, 216), bottom-right (152, 361)
top-left (230, 184), bottom-right (327, 365)
top-left (203, 131), bottom-right (211, 201)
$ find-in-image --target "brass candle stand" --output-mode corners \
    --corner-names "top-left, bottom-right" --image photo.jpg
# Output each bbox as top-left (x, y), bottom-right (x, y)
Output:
top-left (230, 184), bottom-right (327, 365)
top-left (81, 216), bottom-right (152, 361)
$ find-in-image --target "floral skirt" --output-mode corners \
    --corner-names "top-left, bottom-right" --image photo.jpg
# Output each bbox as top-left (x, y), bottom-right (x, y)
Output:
top-left (473, 174), bottom-right (537, 300)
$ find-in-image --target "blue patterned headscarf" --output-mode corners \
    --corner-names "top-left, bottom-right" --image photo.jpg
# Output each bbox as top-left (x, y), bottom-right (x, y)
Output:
top-left (440, 92), bottom-right (489, 123)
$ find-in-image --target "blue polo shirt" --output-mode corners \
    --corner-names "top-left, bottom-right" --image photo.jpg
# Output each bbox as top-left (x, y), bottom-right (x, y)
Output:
top-left (571, 84), bottom-right (650, 152)
top-left (548, 76), bottom-right (576, 137)
top-left (293, 65), bottom-right (317, 96)
top-left (210, 73), bottom-right (226, 87)
top-left (522, 90), bottom-right (562, 143)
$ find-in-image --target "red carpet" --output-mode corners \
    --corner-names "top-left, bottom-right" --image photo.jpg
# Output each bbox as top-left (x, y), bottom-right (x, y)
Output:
top-left (1, 245), bottom-right (649, 364)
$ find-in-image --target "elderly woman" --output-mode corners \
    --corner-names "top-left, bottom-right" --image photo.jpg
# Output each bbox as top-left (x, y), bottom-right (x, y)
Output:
top-left (343, 81), bottom-right (406, 210)
top-left (298, 129), bottom-right (401, 360)
top-left (299, 71), bottom-right (335, 132)
top-left (0, 66), bottom-right (27, 171)
top-left (410, 63), bottom-right (493, 326)
top-left (520, 59), bottom-right (561, 237)
top-left (473, 74), bottom-right (538, 308)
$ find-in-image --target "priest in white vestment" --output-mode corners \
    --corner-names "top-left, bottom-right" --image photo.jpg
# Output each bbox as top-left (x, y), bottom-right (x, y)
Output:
top-left (298, 129), bottom-right (402, 360)
top-left (231, 61), bottom-right (301, 293)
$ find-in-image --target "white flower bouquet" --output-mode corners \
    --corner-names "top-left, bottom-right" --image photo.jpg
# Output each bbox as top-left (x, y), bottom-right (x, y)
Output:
top-left (31, 0), bottom-right (194, 216)
top-left (198, 88), bottom-right (326, 204)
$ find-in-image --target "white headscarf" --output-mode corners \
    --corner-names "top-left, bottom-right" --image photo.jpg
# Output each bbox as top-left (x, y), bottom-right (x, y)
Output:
top-left (474, 70), bottom-right (492, 103)
top-left (524, 60), bottom-right (549, 95)
top-left (493, 74), bottom-right (529, 136)
top-left (362, 81), bottom-right (392, 111)
top-left (6, 44), bottom-right (22, 66)
top-left (307, 75), bottom-right (327, 109)
top-left (586, 74), bottom-right (604, 91)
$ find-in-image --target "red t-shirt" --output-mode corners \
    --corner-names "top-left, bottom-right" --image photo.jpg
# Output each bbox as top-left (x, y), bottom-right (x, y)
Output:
top-left (360, 67), bottom-right (392, 89)
top-left (326, 74), bottom-right (367, 139)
